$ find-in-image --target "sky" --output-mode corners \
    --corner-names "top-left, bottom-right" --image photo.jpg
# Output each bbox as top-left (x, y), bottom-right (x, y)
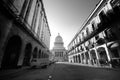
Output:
top-left (43, 0), bottom-right (100, 49)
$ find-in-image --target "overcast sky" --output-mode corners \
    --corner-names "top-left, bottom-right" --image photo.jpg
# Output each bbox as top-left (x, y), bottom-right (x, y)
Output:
top-left (43, 0), bottom-right (100, 49)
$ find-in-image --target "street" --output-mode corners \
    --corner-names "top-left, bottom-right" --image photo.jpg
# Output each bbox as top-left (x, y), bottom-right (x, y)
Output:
top-left (0, 0), bottom-right (120, 80)
top-left (0, 62), bottom-right (120, 80)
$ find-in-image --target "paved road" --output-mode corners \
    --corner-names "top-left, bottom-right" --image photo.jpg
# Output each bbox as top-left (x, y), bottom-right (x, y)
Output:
top-left (0, 62), bottom-right (120, 80)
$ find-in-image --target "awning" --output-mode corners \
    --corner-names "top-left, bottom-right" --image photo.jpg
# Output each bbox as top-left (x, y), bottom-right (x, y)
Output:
top-left (107, 41), bottom-right (119, 48)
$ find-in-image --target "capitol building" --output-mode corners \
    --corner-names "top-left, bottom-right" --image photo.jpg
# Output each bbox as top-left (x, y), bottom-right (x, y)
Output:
top-left (51, 33), bottom-right (68, 62)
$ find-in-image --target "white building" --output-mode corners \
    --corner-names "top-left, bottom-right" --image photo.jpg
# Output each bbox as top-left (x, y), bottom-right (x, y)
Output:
top-left (0, 0), bottom-right (51, 69)
top-left (51, 33), bottom-right (68, 62)
top-left (67, 0), bottom-right (120, 68)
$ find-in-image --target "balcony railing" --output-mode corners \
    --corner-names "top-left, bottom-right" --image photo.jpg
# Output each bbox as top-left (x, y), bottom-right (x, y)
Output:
top-left (68, 0), bottom-right (120, 53)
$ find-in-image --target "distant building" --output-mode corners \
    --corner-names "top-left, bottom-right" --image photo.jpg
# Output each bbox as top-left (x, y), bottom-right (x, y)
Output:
top-left (51, 33), bottom-right (68, 62)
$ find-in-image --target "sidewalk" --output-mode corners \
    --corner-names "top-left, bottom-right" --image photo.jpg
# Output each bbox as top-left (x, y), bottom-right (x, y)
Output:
top-left (0, 66), bottom-right (30, 79)
top-left (57, 62), bottom-right (120, 71)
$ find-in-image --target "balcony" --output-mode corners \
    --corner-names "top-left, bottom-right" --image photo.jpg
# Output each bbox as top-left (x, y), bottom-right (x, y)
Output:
top-left (96, 38), bottom-right (105, 46)
top-left (104, 28), bottom-right (118, 42)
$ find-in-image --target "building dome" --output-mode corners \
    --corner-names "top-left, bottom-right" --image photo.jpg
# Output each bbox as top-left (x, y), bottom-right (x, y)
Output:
top-left (53, 33), bottom-right (64, 49)
top-left (51, 33), bottom-right (67, 62)
top-left (55, 33), bottom-right (63, 43)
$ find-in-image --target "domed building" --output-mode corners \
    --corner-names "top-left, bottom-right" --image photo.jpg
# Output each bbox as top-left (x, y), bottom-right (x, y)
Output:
top-left (51, 33), bottom-right (67, 62)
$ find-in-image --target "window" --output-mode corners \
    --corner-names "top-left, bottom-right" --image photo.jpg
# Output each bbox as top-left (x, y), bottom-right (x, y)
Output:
top-left (111, 49), bottom-right (120, 58)
top-left (99, 10), bottom-right (108, 25)
top-left (104, 29), bottom-right (118, 41)
top-left (79, 36), bottom-right (81, 42)
top-left (95, 35), bottom-right (99, 40)
top-left (86, 28), bottom-right (89, 35)
top-left (92, 24), bottom-right (95, 31)
top-left (82, 32), bottom-right (84, 40)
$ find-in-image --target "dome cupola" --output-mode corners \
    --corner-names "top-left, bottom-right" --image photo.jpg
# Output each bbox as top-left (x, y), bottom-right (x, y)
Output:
top-left (55, 33), bottom-right (63, 43)
top-left (53, 33), bottom-right (65, 49)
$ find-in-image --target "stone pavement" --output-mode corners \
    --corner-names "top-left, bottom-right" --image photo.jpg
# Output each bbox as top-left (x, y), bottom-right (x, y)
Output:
top-left (0, 66), bottom-right (30, 79)
top-left (60, 62), bottom-right (120, 71)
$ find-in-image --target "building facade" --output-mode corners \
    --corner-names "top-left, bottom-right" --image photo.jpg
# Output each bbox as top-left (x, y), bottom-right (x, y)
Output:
top-left (67, 0), bottom-right (120, 68)
top-left (0, 0), bottom-right (51, 69)
top-left (51, 34), bottom-right (68, 62)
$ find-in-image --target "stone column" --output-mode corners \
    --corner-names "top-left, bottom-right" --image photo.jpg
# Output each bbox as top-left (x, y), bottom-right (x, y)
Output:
top-left (88, 51), bottom-right (92, 65)
top-left (20, 0), bottom-right (29, 20)
top-left (24, 0), bottom-right (33, 22)
top-left (31, 2), bottom-right (39, 32)
top-left (94, 48), bottom-right (100, 67)
top-left (104, 44), bottom-right (112, 68)
top-left (83, 52), bottom-right (86, 64)
top-left (17, 41), bottom-right (26, 67)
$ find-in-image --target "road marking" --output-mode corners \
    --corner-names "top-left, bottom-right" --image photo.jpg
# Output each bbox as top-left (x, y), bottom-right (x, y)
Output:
top-left (49, 75), bottom-right (52, 78)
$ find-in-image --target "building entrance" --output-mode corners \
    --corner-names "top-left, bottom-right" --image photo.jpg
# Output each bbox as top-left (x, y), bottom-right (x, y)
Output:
top-left (1, 36), bottom-right (22, 69)
top-left (23, 43), bottom-right (32, 66)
